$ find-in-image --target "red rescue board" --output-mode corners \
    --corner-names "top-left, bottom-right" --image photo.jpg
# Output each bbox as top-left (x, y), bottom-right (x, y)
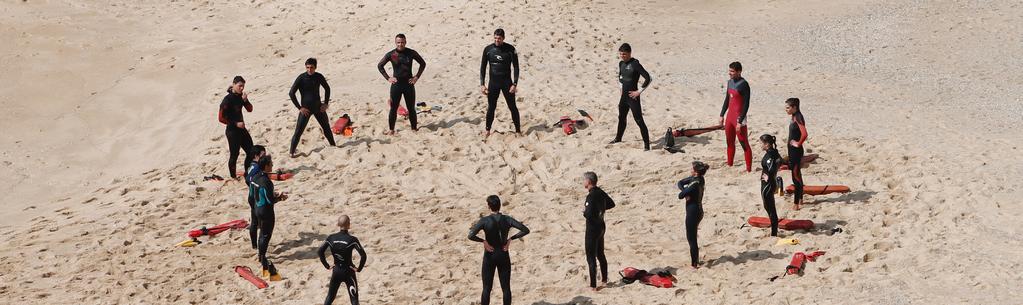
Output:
top-left (747, 216), bottom-right (815, 230)
top-left (780, 154), bottom-right (819, 170)
top-left (785, 185), bottom-right (850, 195)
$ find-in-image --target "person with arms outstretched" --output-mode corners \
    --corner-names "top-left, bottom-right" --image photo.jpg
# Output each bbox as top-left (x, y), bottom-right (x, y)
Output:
top-left (377, 33), bottom-right (426, 135)
top-left (468, 195), bottom-right (530, 305)
top-left (289, 58), bottom-right (335, 157)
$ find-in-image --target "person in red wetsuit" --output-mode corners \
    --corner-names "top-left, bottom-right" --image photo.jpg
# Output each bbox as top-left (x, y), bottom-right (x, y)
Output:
top-left (718, 62), bottom-right (753, 172)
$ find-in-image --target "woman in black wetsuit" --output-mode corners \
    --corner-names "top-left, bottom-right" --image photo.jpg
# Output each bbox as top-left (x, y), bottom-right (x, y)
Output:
top-left (677, 161), bottom-right (709, 268)
top-left (219, 76), bottom-right (254, 179)
top-left (758, 134), bottom-right (783, 236)
top-left (785, 98), bottom-right (808, 210)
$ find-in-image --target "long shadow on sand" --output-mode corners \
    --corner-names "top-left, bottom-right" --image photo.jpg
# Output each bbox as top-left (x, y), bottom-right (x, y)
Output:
top-left (809, 190), bottom-right (876, 205)
top-left (419, 116), bottom-right (483, 131)
top-left (337, 137), bottom-right (392, 149)
top-left (532, 296), bottom-right (595, 305)
top-left (706, 250), bottom-right (788, 267)
top-left (274, 231), bottom-right (329, 260)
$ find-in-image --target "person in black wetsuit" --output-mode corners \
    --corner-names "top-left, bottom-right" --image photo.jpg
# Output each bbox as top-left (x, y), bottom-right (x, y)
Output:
top-left (249, 155), bottom-right (289, 278)
top-left (246, 144), bottom-right (267, 249)
top-left (785, 98), bottom-right (808, 210)
top-left (582, 171), bottom-right (615, 291)
top-left (318, 215), bottom-right (367, 305)
top-left (758, 134), bottom-right (782, 236)
top-left (468, 195), bottom-right (530, 305)
top-left (676, 161), bottom-right (709, 268)
top-left (289, 58), bottom-right (335, 157)
top-left (377, 33), bottom-right (426, 135)
top-left (219, 76), bottom-right (254, 179)
top-left (480, 28), bottom-right (521, 139)
top-left (609, 43), bottom-right (652, 150)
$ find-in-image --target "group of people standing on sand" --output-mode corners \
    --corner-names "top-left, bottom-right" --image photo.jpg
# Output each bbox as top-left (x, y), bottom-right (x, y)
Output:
top-left (213, 28), bottom-right (811, 305)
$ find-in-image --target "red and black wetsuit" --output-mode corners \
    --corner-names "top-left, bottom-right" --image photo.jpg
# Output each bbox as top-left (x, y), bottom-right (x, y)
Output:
top-left (289, 72), bottom-right (335, 155)
top-left (480, 43), bottom-right (521, 133)
top-left (377, 48), bottom-right (426, 132)
top-left (788, 111), bottom-right (808, 204)
top-left (219, 89), bottom-right (253, 178)
top-left (720, 77), bottom-right (752, 171)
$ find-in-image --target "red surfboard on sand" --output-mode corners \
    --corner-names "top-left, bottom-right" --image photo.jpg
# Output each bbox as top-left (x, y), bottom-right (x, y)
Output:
top-left (747, 216), bottom-right (814, 230)
top-left (188, 219), bottom-right (248, 238)
top-left (235, 266), bottom-right (268, 289)
top-left (780, 154), bottom-right (819, 170)
top-left (785, 184), bottom-right (850, 196)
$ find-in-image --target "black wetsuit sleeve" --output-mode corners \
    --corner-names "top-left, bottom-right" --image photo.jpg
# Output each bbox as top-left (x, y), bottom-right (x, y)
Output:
top-left (354, 238), bottom-right (367, 272)
top-left (507, 216), bottom-right (530, 240)
top-left (377, 52), bottom-right (391, 80)
top-left (317, 241), bottom-right (331, 269)
top-left (413, 50), bottom-right (426, 78)
top-left (467, 219), bottom-right (485, 242)
top-left (319, 73), bottom-right (331, 104)
top-left (637, 61), bottom-right (651, 89)
top-left (678, 182), bottom-right (700, 200)
top-left (511, 46), bottom-right (520, 85)
top-left (480, 47), bottom-right (488, 86)
top-left (605, 192), bottom-right (616, 210)
top-left (720, 84), bottom-right (729, 117)
top-left (289, 76), bottom-right (301, 109)
top-left (738, 81), bottom-right (750, 124)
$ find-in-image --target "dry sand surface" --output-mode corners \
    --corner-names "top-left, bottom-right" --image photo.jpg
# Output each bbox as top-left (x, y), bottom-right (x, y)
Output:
top-left (1, 0), bottom-right (1022, 304)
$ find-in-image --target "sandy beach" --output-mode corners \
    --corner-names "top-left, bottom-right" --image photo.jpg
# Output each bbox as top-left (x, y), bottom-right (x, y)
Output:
top-left (1, 0), bottom-right (1021, 304)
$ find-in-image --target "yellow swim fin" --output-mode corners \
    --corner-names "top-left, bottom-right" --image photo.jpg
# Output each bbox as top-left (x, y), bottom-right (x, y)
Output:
top-left (776, 238), bottom-right (800, 245)
top-left (176, 238), bottom-right (201, 247)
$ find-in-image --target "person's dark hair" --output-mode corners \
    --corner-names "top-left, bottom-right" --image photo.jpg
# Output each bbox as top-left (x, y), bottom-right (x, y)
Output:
top-left (729, 61), bottom-right (742, 71)
top-left (692, 161), bottom-right (710, 176)
top-left (395, 33), bottom-right (406, 40)
top-left (252, 145), bottom-right (266, 157)
top-left (494, 28), bottom-right (505, 37)
top-left (785, 97), bottom-right (800, 110)
top-left (759, 134), bottom-right (776, 148)
top-left (257, 155), bottom-right (273, 169)
top-left (227, 75), bottom-right (245, 93)
top-left (486, 195), bottom-right (501, 212)
top-left (305, 57), bottom-right (317, 67)
top-left (583, 171), bottom-right (598, 185)
top-left (619, 43), bottom-right (632, 53)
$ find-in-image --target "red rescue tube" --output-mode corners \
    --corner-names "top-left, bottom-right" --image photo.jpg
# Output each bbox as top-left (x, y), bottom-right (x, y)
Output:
top-left (235, 266), bottom-right (269, 289)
